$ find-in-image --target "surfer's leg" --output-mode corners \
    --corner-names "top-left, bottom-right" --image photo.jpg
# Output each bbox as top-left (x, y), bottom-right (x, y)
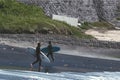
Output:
top-left (32, 59), bottom-right (39, 65)
top-left (51, 53), bottom-right (54, 62)
top-left (30, 64), bottom-right (33, 68)
top-left (47, 53), bottom-right (49, 57)
top-left (30, 58), bottom-right (39, 71)
top-left (30, 64), bottom-right (33, 71)
top-left (30, 58), bottom-right (39, 69)
top-left (38, 59), bottom-right (41, 72)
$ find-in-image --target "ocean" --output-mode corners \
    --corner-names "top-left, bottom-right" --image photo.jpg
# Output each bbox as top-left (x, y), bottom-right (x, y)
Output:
top-left (0, 69), bottom-right (119, 80)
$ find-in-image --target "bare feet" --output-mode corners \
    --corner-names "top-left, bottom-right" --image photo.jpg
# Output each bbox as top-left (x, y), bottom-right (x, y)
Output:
top-left (30, 64), bottom-right (33, 71)
top-left (31, 64), bottom-right (33, 68)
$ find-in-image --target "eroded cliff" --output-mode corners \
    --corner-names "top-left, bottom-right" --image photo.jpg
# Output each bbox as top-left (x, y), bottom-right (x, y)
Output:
top-left (17, 0), bottom-right (120, 23)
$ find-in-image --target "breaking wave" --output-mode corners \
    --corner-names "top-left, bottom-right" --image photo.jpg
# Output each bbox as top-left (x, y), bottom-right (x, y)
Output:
top-left (0, 69), bottom-right (120, 80)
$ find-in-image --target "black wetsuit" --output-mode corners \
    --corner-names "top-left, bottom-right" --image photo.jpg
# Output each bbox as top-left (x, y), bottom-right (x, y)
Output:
top-left (47, 44), bottom-right (54, 61)
top-left (32, 46), bottom-right (41, 71)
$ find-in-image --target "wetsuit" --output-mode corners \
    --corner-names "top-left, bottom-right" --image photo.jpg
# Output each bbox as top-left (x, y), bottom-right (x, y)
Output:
top-left (32, 46), bottom-right (41, 71)
top-left (47, 44), bottom-right (54, 61)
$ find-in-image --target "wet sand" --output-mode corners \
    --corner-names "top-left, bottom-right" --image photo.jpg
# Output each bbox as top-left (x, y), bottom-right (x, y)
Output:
top-left (0, 44), bottom-right (120, 73)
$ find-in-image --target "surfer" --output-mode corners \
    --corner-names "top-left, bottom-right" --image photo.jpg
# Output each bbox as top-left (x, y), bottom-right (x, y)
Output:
top-left (47, 41), bottom-right (54, 62)
top-left (30, 42), bottom-right (42, 72)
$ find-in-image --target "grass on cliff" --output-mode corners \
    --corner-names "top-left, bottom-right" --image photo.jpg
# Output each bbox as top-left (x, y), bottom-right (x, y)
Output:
top-left (0, 0), bottom-right (92, 38)
top-left (80, 22), bottom-right (114, 30)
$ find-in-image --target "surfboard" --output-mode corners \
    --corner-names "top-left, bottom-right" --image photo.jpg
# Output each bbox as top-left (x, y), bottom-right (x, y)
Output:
top-left (27, 47), bottom-right (50, 63)
top-left (41, 46), bottom-right (60, 53)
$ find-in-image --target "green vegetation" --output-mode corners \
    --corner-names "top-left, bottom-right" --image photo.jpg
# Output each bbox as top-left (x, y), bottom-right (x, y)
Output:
top-left (117, 17), bottom-right (120, 20)
top-left (0, 0), bottom-right (114, 39)
top-left (0, 0), bottom-right (93, 38)
top-left (80, 21), bottom-right (114, 30)
top-left (90, 22), bottom-right (114, 29)
top-left (0, 0), bottom-right (57, 34)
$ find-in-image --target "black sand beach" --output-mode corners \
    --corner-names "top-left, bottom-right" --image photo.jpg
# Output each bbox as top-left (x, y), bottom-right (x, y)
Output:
top-left (0, 44), bottom-right (120, 73)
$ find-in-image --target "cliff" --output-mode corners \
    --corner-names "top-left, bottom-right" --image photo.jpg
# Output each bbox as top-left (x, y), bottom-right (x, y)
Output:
top-left (16, 0), bottom-right (120, 23)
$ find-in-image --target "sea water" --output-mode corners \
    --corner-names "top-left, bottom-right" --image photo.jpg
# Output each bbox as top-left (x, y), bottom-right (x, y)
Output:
top-left (0, 69), bottom-right (120, 80)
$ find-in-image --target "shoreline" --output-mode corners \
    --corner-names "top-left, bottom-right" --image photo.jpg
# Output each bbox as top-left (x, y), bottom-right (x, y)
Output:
top-left (0, 34), bottom-right (120, 61)
top-left (0, 34), bottom-right (120, 72)
top-left (0, 44), bottom-right (120, 73)
top-left (0, 39), bottom-right (120, 61)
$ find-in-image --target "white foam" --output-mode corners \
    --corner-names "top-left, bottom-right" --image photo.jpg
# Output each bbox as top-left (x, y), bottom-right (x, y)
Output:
top-left (0, 69), bottom-right (120, 80)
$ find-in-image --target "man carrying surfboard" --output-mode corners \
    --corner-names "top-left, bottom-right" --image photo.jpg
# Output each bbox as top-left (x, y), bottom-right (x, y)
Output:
top-left (30, 42), bottom-right (42, 72)
top-left (47, 41), bottom-right (54, 62)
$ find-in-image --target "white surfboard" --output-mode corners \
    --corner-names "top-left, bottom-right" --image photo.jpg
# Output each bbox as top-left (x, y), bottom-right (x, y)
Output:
top-left (27, 47), bottom-right (50, 63)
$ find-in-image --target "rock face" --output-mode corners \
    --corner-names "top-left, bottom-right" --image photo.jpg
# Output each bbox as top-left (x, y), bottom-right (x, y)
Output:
top-left (17, 0), bottom-right (120, 23)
